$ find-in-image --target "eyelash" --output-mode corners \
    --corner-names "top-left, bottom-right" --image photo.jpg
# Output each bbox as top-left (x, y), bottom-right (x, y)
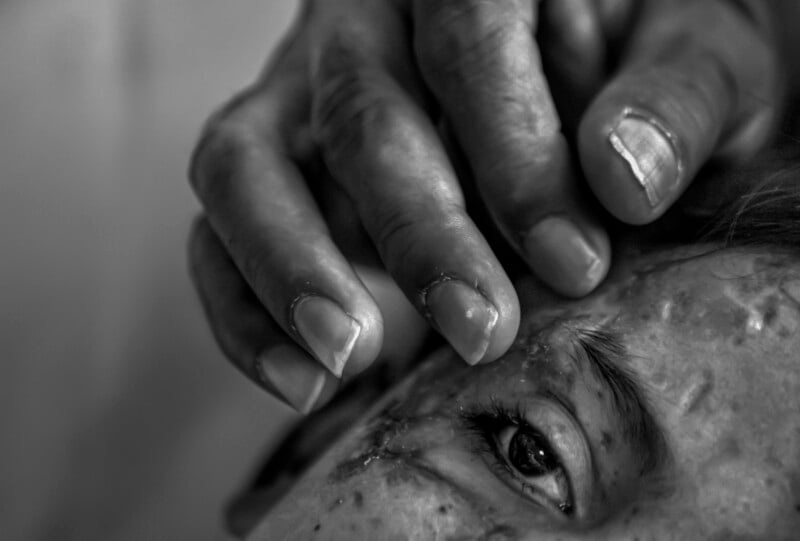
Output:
top-left (460, 400), bottom-right (574, 515)
top-left (462, 399), bottom-right (526, 457)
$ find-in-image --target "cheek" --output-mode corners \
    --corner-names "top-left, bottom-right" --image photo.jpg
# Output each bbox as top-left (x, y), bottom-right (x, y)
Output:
top-left (256, 459), bottom-right (490, 540)
top-left (601, 462), bottom-right (800, 540)
top-left (694, 458), bottom-right (800, 537)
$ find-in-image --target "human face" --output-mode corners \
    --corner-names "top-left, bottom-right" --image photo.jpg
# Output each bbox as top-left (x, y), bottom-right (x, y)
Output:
top-left (243, 245), bottom-right (800, 540)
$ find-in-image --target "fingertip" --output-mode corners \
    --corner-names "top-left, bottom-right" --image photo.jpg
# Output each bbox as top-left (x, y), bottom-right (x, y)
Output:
top-left (291, 295), bottom-right (362, 378)
top-left (523, 215), bottom-right (611, 298)
top-left (340, 301), bottom-right (384, 379)
top-left (478, 312), bottom-right (519, 365)
top-left (288, 287), bottom-right (384, 381)
top-left (479, 274), bottom-right (521, 365)
top-left (423, 279), bottom-right (496, 366)
top-left (255, 345), bottom-right (338, 415)
top-left (579, 105), bottom-right (683, 225)
top-left (421, 273), bottom-right (520, 367)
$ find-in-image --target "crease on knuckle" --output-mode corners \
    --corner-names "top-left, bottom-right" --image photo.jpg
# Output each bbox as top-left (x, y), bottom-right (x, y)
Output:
top-left (698, 50), bottom-right (740, 127)
top-left (476, 128), bottom-right (562, 188)
top-left (314, 68), bottom-right (404, 171)
top-left (417, 2), bottom-right (514, 84)
top-left (657, 57), bottom-right (734, 138)
top-left (371, 206), bottom-right (427, 266)
top-left (372, 201), bottom-right (468, 271)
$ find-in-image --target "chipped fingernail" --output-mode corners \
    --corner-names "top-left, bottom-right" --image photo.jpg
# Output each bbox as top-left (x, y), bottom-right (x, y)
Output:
top-left (524, 216), bottom-right (605, 295)
top-left (256, 345), bottom-right (327, 415)
top-left (424, 279), bottom-right (498, 366)
top-left (608, 111), bottom-right (680, 207)
top-left (292, 295), bottom-right (361, 378)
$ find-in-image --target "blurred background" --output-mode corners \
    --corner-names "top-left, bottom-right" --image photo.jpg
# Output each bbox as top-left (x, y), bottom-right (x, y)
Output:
top-left (0, 1), bottom-right (300, 539)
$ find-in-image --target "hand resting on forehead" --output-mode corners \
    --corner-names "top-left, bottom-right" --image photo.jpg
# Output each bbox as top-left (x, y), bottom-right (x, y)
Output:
top-left (188, 1), bottom-right (800, 414)
top-left (228, 157), bottom-right (800, 540)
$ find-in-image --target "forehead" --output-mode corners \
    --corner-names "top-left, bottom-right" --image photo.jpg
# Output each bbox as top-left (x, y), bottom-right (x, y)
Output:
top-left (520, 246), bottom-right (800, 386)
top-left (521, 245), bottom-right (800, 350)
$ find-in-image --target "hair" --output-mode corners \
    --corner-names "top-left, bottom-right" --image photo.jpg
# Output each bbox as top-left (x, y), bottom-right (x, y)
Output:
top-left (703, 164), bottom-right (800, 247)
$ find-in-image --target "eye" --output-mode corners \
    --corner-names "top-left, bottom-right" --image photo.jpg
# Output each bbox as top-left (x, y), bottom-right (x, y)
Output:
top-left (496, 424), bottom-right (573, 515)
top-left (462, 399), bottom-right (593, 518)
top-left (504, 426), bottom-right (559, 476)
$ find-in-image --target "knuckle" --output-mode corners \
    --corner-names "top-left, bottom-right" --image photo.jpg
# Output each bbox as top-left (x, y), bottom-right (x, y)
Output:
top-left (188, 82), bottom-right (275, 200)
top-left (417, 1), bottom-right (514, 82)
top-left (188, 111), bottom-right (262, 203)
top-left (313, 67), bottom-right (406, 171)
top-left (372, 205), bottom-right (424, 263)
top-left (371, 203), bottom-right (471, 276)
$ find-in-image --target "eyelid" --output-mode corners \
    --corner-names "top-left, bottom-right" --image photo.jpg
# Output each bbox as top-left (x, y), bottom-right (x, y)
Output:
top-left (521, 398), bottom-right (594, 519)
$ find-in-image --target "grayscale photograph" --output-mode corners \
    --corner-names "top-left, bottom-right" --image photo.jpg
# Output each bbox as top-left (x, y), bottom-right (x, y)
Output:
top-left (2, 1), bottom-right (799, 539)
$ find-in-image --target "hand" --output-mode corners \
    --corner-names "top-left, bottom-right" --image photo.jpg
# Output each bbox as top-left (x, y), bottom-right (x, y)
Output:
top-left (188, 0), bottom-right (784, 412)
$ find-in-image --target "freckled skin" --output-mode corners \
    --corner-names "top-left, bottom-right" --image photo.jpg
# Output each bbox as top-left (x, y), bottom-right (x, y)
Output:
top-left (245, 246), bottom-right (800, 540)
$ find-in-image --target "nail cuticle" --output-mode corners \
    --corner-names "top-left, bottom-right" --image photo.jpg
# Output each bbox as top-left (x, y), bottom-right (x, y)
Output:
top-left (419, 274), bottom-right (456, 320)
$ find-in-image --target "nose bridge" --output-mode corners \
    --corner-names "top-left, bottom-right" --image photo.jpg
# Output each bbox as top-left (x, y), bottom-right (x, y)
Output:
top-left (696, 457), bottom-right (797, 537)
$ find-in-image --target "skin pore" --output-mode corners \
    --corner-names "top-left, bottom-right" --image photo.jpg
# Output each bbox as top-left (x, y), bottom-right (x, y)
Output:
top-left (239, 243), bottom-right (800, 540)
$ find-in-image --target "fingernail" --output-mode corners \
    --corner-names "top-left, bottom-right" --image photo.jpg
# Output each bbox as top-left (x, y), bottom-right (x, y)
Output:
top-left (256, 346), bottom-right (327, 414)
top-left (608, 112), bottom-right (680, 207)
top-left (524, 216), bottom-right (604, 294)
top-left (424, 279), bottom-right (498, 366)
top-left (292, 295), bottom-right (361, 378)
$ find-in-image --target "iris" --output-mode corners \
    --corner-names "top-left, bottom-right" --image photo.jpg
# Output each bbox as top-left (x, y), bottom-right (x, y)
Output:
top-left (508, 428), bottom-right (560, 477)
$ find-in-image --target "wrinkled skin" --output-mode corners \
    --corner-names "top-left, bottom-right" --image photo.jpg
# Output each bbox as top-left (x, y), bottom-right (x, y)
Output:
top-left (243, 245), bottom-right (800, 540)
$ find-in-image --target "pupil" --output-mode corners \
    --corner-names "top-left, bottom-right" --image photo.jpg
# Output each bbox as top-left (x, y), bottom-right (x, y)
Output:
top-left (507, 429), bottom-right (559, 477)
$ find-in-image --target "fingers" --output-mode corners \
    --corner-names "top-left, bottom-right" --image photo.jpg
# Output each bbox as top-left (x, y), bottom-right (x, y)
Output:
top-left (188, 218), bottom-right (339, 414)
top-left (539, 0), bottom-right (606, 130)
top-left (308, 1), bottom-right (519, 364)
top-left (595, 0), bottom-right (637, 47)
top-left (413, 0), bottom-right (611, 297)
top-left (579, 0), bottom-right (782, 224)
top-left (189, 39), bottom-right (383, 384)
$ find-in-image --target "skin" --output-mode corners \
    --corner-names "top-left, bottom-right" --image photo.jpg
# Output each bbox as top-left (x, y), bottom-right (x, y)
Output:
top-left (236, 245), bottom-right (800, 540)
top-left (187, 0), bottom-right (791, 413)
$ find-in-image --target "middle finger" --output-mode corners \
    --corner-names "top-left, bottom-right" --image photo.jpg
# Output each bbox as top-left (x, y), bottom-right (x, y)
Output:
top-left (413, 0), bottom-right (611, 297)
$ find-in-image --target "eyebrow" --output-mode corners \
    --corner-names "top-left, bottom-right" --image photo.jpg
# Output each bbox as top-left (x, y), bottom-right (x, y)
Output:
top-left (571, 328), bottom-right (668, 475)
